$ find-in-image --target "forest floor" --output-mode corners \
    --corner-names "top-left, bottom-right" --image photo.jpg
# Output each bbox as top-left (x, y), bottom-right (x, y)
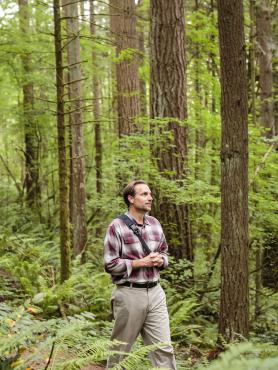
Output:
top-left (19, 349), bottom-right (106, 370)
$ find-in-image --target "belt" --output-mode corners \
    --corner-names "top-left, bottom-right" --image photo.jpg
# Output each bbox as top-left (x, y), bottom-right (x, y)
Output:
top-left (118, 281), bottom-right (159, 289)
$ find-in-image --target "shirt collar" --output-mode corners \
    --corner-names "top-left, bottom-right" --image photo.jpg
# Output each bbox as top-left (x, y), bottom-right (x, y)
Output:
top-left (126, 211), bottom-right (151, 226)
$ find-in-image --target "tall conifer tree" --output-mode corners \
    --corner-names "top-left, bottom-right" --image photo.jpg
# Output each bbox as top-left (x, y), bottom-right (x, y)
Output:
top-left (63, 0), bottom-right (87, 260)
top-left (109, 0), bottom-right (140, 136)
top-left (150, 0), bottom-right (192, 261)
top-left (218, 0), bottom-right (249, 341)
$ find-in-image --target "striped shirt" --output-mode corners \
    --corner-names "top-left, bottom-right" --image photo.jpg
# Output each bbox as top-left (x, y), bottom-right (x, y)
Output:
top-left (104, 213), bottom-right (169, 284)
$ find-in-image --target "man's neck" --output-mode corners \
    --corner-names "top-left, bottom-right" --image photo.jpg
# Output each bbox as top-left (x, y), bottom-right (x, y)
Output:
top-left (128, 208), bottom-right (146, 225)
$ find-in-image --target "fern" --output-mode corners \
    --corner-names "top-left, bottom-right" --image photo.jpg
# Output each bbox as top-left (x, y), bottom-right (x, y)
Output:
top-left (198, 342), bottom-right (278, 370)
top-left (111, 342), bottom-right (165, 370)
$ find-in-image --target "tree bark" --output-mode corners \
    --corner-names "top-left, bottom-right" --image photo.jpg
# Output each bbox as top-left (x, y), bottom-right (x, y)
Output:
top-left (249, 0), bottom-right (257, 123)
top-left (53, 0), bottom-right (71, 282)
top-left (194, 0), bottom-right (203, 181)
top-left (79, 0), bottom-right (85, 20)
top-left (109, 0), bottom-right (140, 136)
top-left (18, 0), bottom-right (40, 210)
top-left (136, 0), bottom-right (148, 117)
top-left (63, 0), bottom-right (88, 260)
top-left (257, 0), bottom-right (275, 138)
top-left (249, 0), bottom-right (262, 319)
top-left (138, 27), bottom-right (147, 117)
top-left (218, 0), bottom-right (249, 341)
top-left (90, 0), bottom-right (103, 195)
top-left (257, 0), bottom-right (277, 291)
top-left (150, 0), bottom-right (192, 261)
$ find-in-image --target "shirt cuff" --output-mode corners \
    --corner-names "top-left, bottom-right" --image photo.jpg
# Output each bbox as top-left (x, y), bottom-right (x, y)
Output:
top-left (125, 259), bottom-right (133, 278)
top-left (159, 255), bottom-right (168, 270)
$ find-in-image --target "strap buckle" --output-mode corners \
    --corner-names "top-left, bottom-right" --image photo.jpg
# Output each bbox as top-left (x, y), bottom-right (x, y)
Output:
top-left (130, 224), bottom-right (140, 236)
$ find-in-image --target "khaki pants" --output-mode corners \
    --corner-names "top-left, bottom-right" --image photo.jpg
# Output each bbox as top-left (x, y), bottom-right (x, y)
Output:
top-left (107, 284), bottom-right (176, 369)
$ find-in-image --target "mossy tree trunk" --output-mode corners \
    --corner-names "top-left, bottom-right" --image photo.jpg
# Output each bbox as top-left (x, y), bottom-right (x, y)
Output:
top-left (63, 0), bottom-right (88, 261)
top-left (18, 0), bottom-right (40, 211)
top-left (53, 0), bottom-right (71, 282)
top-left (90, 0), bottom-right (103, 195)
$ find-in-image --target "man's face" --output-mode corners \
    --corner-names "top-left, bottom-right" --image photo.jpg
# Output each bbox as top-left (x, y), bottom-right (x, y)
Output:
top-left (128, 184), bottom-right (153, 212)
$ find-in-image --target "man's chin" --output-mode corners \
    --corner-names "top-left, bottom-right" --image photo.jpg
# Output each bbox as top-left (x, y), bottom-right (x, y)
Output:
top-left (135, 205), bottom-right (152, 212)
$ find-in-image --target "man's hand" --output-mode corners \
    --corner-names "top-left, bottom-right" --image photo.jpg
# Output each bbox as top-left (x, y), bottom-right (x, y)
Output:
top-left (132, 252), bottom-right (164, 269)
top-left (150, 252), bottom-right (164, 267)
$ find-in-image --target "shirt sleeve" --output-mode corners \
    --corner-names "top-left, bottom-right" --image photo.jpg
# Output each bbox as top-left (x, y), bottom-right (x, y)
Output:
top-left (157, 231), bottom-right (169, 269)
top-left (103, 222), bottom-right (133, 278)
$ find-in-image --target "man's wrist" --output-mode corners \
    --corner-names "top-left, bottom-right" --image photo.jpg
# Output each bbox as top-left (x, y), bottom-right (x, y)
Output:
top-left (132, 259), bottom-right (143, 269)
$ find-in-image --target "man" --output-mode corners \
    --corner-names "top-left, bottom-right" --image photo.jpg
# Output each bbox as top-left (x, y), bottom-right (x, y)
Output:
top-left (104, 180), bottom-right (176, 369)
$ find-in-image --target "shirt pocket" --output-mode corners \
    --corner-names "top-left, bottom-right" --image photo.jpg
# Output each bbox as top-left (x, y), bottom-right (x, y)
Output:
top-left (122, 232), bottom-right (141, 258)
top-left (148, 232), bottom-right (161, 251)
top-left (123, 233), bottom-right (139, 245)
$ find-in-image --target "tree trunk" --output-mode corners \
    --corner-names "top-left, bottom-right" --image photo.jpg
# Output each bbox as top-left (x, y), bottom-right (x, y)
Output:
top-left (53, 0), bottom-right (71, 282)
top-left (194, 0), bottom-right (203, 181)
top-left (255, 242), bottom-right (262, 318)
top-left (79, 0), bottom-right (85, 20)
top-left (257, 0), bottom-right (275, 138)
top-left (63, 0), bottom-right (88, 261)
top-left (250, 0), bottom-right (262, 319)
top-left (257, 0), bottom-right (277, 291)
top-left (18, 0), bottom-right (40, 210)
top-left (90, 0), bottom-right (103, 195)
top-left (150, 0), bottom-right (192, 261)
top-left (109, 0), bottom-right (140, 136)
top-left (218, 0), bottom-right (249, 341)
top-left (136, 0), bottom-right (148, 117)
top-left (249, 0), bottom-right (257, 123)
top-left (206, 0), bottom-right (218, 260)
top-left (138, 28), bottom-right (147, 117)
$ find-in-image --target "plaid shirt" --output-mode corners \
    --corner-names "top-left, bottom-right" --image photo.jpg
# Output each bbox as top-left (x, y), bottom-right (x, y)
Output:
top-left (104, 213), bottom-right (169, 284)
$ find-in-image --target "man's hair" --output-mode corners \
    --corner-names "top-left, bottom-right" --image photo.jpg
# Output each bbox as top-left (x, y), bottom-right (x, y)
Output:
top-left (123, 180), bottom-right (147, 207)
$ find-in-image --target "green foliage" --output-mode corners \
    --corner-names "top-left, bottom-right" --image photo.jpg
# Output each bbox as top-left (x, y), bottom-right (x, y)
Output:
top-left (31, 261), bottom-right (113, 319)
top-left (0, 302), bottom-right (110, 369)
top-left (111, 343), bottom-right (163, 370)
top-left (0, 1), bottom-right (278, 369)
top-left (198, 343), bottom-right (278, 370)
top-left (0, 226), bottom-right (59, 301)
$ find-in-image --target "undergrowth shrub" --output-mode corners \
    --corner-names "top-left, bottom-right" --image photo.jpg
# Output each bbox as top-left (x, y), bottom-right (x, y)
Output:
top-left (197, 342), bottom-right (278, 370)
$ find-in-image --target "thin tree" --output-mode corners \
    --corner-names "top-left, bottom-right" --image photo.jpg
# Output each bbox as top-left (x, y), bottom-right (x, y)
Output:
top-left (18, 0), bottom-right (40, 210)
top-left (53, 0), bottom-right (71, 282)
top-left (249, 0), bottom-right (262, 319)
top-left (150, 0), bottom-right (192, 261)
top-left (218, 0), bottom-right (249, 341)
top-left (257, 0), bottom-right (277, 293)
top-left (136, 0), bottom-right (148, 116)
top-left (194, 0), bottom-right (204, 181)
top-left (90, 0), bottom-right (102, 195)
top-left (257, 0), bottom-right (275, 138)
top-left (63, 0), bottom-right (88, 260)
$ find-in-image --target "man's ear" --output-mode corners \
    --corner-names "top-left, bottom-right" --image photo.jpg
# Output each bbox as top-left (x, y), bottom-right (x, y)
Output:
top-left (128, 195), bottom-right (134, 204)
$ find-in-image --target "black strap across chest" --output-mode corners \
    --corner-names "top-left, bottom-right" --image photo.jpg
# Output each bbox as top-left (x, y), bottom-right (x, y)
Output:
top-left (117, 214), bottom-right (151, 255)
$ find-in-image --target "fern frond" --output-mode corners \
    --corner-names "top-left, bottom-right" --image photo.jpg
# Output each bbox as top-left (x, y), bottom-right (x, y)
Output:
top-left (111, 342), bottom-right (167, 370)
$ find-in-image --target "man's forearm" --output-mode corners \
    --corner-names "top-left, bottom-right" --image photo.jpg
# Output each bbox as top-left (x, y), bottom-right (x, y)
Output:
top-left (131, 253), bottom-right (164, 269)
top-left (131, 259), bottom-right (146, 269)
